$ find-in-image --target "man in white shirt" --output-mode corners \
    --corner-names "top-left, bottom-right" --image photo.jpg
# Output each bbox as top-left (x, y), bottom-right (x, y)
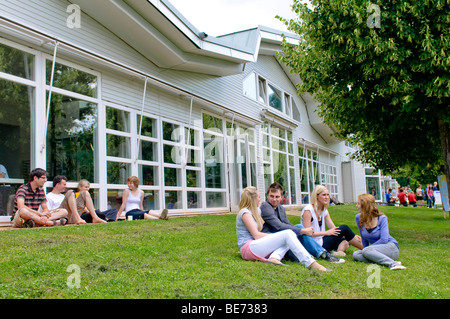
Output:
top-left (48, 176), bottom-right (107, 224)
top-left (46, 175), bottom-right (84, 225)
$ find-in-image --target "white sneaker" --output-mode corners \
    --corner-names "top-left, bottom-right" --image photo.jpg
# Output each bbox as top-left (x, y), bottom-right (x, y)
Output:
top-left (390, 262), bottom-right (406, 270)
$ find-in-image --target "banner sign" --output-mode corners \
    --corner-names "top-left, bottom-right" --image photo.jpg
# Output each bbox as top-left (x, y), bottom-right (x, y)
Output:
top-left (437, 175), bottom-right (449, 211)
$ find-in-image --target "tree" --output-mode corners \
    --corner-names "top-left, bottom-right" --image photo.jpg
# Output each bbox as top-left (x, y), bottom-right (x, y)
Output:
top-left (278, 0), bottom-right (450, 194)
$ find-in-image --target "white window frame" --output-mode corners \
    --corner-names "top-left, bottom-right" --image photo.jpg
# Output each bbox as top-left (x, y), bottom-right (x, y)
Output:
top-left (262, 122), bottom-right (295, 205)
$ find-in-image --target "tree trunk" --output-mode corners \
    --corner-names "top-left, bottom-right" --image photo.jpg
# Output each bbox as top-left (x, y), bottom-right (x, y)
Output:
top-left (438, 118), bottom-right (450, 212)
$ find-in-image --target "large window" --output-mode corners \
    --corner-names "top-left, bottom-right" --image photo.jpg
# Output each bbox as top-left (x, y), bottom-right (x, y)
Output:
top-left (365, 167), bottom-right (382, 202)
top-left (203, 113), bottom-right (227, 208)
top-left (162, 120), bottom-right (183, 209)
top-left (47, 93), bottom-right (98, 182)
top-left (262, 123), bottom-right (295, 204)
top-left (298, 146), bottom-right (319, 204)
top-left (185, 126), bottom-right (202, 209)
top-left (0, 41), bottom-right (36, 216)
top-left (321, 163), bottom-right (338, 200)
top-left (243, 72), bottom-right (300, 122)
top-left (137, 115), bottom-right (159, 187)
top-left (46, 60), bottom-right (99, 183)
top-left (298, 145), bottom-right (338, 203)
top-left (104, 107), bottom-right (220, 212)
top-left (106, 105), bottom-right (131, 185)
top-left (106, 106), bottom-right (161, 210)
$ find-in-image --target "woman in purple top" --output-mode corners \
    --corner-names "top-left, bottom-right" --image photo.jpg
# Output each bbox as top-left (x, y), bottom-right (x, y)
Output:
top-left (353, 194), bottom-right (406, 270)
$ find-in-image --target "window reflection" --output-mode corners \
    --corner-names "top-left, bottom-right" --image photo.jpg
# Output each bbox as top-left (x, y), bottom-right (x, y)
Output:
top-left (0, 43), bottom-right (34, 80)
top-left (46, 93), bottom-right (97, 182)
top-left (46, 60), bottom-right (97, 98)
top-left (0, 80), bottom-right (35, 216)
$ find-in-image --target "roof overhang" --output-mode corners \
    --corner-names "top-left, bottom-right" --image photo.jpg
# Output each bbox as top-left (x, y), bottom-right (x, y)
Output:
top-left (71, 0), bottom-right (302, 77)
top-left (72, 0), bottom-right (259, 76)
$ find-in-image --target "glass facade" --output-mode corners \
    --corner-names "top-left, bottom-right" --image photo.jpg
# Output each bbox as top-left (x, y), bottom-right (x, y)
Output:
top-left (1, 36), bottom-right (385, 219)
top-left (0, 42), bottom-right (36, 216)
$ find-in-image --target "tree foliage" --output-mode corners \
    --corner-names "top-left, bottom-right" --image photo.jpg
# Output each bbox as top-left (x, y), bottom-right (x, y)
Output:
top-left (278, 0), bottom-right (449, 183)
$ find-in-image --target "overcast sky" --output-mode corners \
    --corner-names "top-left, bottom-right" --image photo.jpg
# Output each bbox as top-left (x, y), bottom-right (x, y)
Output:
top-left (168, 0), bottom-right (298, 36)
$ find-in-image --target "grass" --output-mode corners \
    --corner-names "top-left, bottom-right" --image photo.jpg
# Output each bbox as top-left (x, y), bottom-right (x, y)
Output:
top-left (0, 205), bottom-right (448, 299)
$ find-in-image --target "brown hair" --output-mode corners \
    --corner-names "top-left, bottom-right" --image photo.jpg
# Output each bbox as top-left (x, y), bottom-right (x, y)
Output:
top-left (358, 194), bottom-right (385, 228)
top-left (127, 176), bottom-right (139, 188)
top-left (266, 182), bottom-right (283, 195)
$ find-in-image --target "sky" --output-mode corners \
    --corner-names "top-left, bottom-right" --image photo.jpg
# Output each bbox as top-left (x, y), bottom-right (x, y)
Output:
top-left (168, 0), bottom-right (298, 37)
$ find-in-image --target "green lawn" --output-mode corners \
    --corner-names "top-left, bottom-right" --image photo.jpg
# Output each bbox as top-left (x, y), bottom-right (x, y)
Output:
top-left (0, 205), bottom-right (448, 299)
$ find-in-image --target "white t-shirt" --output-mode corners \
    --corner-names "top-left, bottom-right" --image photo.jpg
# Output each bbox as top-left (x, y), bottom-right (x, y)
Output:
top-left (46, 192), bottom-right (65, 210)
top-left (301, 204), bottom-right (328, 246)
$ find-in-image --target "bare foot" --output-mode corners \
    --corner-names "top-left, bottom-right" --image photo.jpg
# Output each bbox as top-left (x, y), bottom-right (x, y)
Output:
top-left (266, 258), bottom-right (286, 266)
top-left (93, 218), bottom-right (107, 224)
top-left (309, 261), bottom-right (331, 272)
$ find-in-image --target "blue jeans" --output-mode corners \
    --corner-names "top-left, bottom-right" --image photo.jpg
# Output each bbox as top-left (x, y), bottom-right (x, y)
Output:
top-left (285, 224), bottom-right (325, 261)
top-left (427, 197), bottom-right (433, 208)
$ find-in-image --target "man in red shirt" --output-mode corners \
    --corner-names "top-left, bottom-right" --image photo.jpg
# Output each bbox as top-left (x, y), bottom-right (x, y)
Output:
top-left (397, 187), bottom-right (408, 207)
top-left (408, 191), bottom-right (417, 207)
top-left (11, 168), bottom-right (68, 228)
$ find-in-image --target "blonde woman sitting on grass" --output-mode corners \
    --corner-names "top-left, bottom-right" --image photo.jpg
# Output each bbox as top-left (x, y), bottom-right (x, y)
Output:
top-left (236, 186), bottom-right (330, 272)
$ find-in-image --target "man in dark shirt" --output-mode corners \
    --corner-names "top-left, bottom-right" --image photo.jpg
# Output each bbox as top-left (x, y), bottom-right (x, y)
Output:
top-left (11, 168), bottom-right (68, 228)
top-left (260, 182), bottom-right (344, 263)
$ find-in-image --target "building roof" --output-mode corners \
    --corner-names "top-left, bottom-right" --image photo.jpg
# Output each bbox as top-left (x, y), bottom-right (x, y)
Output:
top-left (69, 0), bottom-right (338, 143)
top-left (73, 0), bottom-right (300, 76)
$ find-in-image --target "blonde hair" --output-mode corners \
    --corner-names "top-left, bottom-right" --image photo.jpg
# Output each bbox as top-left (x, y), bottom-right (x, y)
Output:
top-left (239, 186), bottom-right (264, 231)
top-left (358, 194), bottom-right (385, 228)
top-left (127, 176), bottom-right (140, 188)
top-left (310, 185), bottom-right (329, 213)
top-left (77, 179), bottom-right (90, 191)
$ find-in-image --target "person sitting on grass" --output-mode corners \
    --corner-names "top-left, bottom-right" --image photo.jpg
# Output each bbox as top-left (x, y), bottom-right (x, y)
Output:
top-left (46, 175), bottom-right (106, 225)
top-left (76, 179), bottom-right (118, 222)
top-left (236, 186), bottom-right (330, 272)
top-left (397, 187), bottom-right (408, 207)
top-left (260, 182), bottom-right (344, 264)
top-left (353, 194), bottom-right (406, 270)
top-left (11, 168), bottom-right (68, 228)
top-left (385, 188), bottom-right (397, 206)
top-left (408, 190), bottom-right (417, 207)
top-left (301, 185), bottom-right (363, 257)
top-left (116, 176), bottom-right (168, 221)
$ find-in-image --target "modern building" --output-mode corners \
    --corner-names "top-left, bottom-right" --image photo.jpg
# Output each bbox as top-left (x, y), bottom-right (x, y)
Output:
top-left (0, 0), bottom-right (396, 225)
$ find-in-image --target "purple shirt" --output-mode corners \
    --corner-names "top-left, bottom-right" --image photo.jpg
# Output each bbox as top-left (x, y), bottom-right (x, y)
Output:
top-left (355, 214), bottom-right (398, 248)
